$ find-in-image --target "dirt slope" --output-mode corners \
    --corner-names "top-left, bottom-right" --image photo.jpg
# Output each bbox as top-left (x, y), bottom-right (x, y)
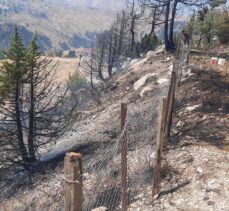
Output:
top-left (0, 52), bottom-right (173, 210)
top-left (128, 55), bottom-right (229, 211)
top-left (1, 52), bottom-right (228, 211)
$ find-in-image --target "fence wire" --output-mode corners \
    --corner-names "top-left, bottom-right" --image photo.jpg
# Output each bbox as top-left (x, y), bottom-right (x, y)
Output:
top-left (0, 36), bottom-right (190, 211)
top-left (82, 85), bottom-right (169, 210)
top-left (82, 38), bottom-right (190, 210)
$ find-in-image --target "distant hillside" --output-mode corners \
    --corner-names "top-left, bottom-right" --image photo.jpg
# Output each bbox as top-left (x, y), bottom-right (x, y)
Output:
top-left (0, 0), bottom-right (117, 52)
top-left (46, 0), bottom-right (125, 10)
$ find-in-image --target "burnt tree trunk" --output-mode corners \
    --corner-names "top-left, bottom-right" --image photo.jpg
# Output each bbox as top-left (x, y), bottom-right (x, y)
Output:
top-left (15, 75), bottom-right (28, 161)
top-left (149, 9), bottom-right (156, 37)
top-left (28, 64), bottom-right (36, 161)
top-left (169, 0), bottom-right (178, 47)
top-left (164, 1), bottom-right (171, 50)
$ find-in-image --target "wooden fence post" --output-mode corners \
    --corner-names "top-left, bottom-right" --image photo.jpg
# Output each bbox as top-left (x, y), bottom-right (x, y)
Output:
top-left (165, 71), bottom-right (176, 139)
top-left (152, 97), bottom-right (167, 200)
top-left (64, 152), bottom-right (83, 211)
top-left (121, 103), bottom-right (128, 211)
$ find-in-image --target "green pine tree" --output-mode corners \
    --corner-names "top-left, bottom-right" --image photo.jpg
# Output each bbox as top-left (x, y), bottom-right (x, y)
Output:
top-left (0, 27), bottom-right (29, 162)
top-left (140, 33), bottom-right (161, 54)
top-left (0, 28), bottom-right (77, 171)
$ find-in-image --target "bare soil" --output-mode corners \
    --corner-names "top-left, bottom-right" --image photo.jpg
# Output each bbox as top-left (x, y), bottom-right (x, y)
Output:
top-left (129, 54), bottom-right (229, 211)
top-left (0, 52), bottom-right (172, 210)
top-left (1, 52), bottom-right (228, 211)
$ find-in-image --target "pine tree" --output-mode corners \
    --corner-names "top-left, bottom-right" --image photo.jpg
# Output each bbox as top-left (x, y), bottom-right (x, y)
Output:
top-left (0, 27), bottom-right (29, 164)
top-left (0, 29), bottom-right (77, 171)
top-left (217, 10), bottom-right (229, 44)
top-left (22, 34), bottom-right (77, 165)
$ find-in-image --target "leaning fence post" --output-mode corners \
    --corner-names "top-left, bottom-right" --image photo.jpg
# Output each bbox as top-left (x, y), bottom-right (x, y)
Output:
top-left (64, 152), bottom-right (83, 211)
top-left (152, 97), bottom-right (167, 200)
top-left (121, 103), bottom-right (128, 211)
top-left (165, 71), bottom-right (176, 138)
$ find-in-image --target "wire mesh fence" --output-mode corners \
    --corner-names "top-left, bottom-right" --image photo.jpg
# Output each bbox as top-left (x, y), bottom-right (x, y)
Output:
top-left (0, 34), bottom-right (191, 211)
top-left (81, 37), bottom-right (191, 210)
top-left (81, 86), bottom-right (169, 210)
top-left (175, 37), bottom-right (191, 85)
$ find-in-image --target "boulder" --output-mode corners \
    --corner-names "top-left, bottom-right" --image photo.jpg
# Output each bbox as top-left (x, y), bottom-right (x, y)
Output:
top-left (140, 86), bottom-right (154, 97)
top-left (133, 73), bottom-right (156, 91)
top-left (156, 45), bottom-right (165, 54)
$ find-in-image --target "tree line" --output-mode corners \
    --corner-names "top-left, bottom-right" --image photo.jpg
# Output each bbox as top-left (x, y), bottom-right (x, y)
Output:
top-left (185, 4), bottom-right (229, 48)
top-left (86, 0), bottom-right (227, 83)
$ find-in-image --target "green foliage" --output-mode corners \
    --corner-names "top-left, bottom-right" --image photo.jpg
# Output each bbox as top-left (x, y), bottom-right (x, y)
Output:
top-left (209, 0), bottom-right (227, 8)
top-left (0, 74), bottom-right (8, 105)
top-left (0, 27), bottom-right (27, 102)
top-left (67, 71), bottom-right (87, 93)
top-left (198, 10), bottom-right (219, 45)
top-left (139, 33), bottom-right (161, 54)
top-left (2, 27), bottom-right (27, 79)
top-left (68, 50), bottom-right (76, 58)
top-left (198, 7), bottom-right (209, 21)
top-left (217, 10), bottom-right (229, 44)
top-left (0, 51), bottom-right (5, 60)
top-left (55, 50), bottom-right (63, 57)
top-left (0, 26), bottom-right (77, 167)
top-left (188, 8), bottom-right (223, 48)
top-left (46, 51), bottom-right (55, 57)
top-left (187, 1), bottom-right (228, 48)
top-left (185, 14), bottom-right (195, 37)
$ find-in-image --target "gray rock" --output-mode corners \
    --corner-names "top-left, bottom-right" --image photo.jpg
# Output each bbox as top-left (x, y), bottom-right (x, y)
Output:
top-left (176, 121), bottom-right (185, 128)
top-left (91, 207), bottom-right (108, 211)
top-left (156, 45), bottom-right (165, 54)
top-left (146, 51), bottom-right (156, 60)
top-left (133, 73), bottom-right (156, 91)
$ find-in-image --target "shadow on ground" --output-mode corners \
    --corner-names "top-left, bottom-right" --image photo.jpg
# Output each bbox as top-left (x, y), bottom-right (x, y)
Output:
top-left (171, 66), bottom-right (229, 148)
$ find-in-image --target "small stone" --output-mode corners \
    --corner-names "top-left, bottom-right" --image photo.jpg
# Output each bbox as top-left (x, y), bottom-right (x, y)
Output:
top-left (208, 201), bottom-right (215, 206)
top-left (197, 167), bottom-right (203, 174)
top-left (137, 193), bottom-right (144, 198)
top-left (91, 207), bottom-right (108, 211)
top-left (176, 121), bottom-right (185, 128)
top-left (172, 129), bottom-right (179, 135)
top-left (110, 84), bottom-right (117, 91)
top-left (166, 57), bottom-right (171, 62)
top-left (202, 115), bottom-right (208, 120)
top-left (203, 196), bottom-right (210, 201)
top-left (157, 78), bottom-right (169, 84)
top-left (185, 104), bottom-right (201, 111)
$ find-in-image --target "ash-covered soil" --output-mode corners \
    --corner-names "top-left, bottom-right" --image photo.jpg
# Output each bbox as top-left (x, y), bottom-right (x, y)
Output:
top-left (1, 52), bottom-right (228, 211)
top-left (0, 52), bottom-right (173, 210)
